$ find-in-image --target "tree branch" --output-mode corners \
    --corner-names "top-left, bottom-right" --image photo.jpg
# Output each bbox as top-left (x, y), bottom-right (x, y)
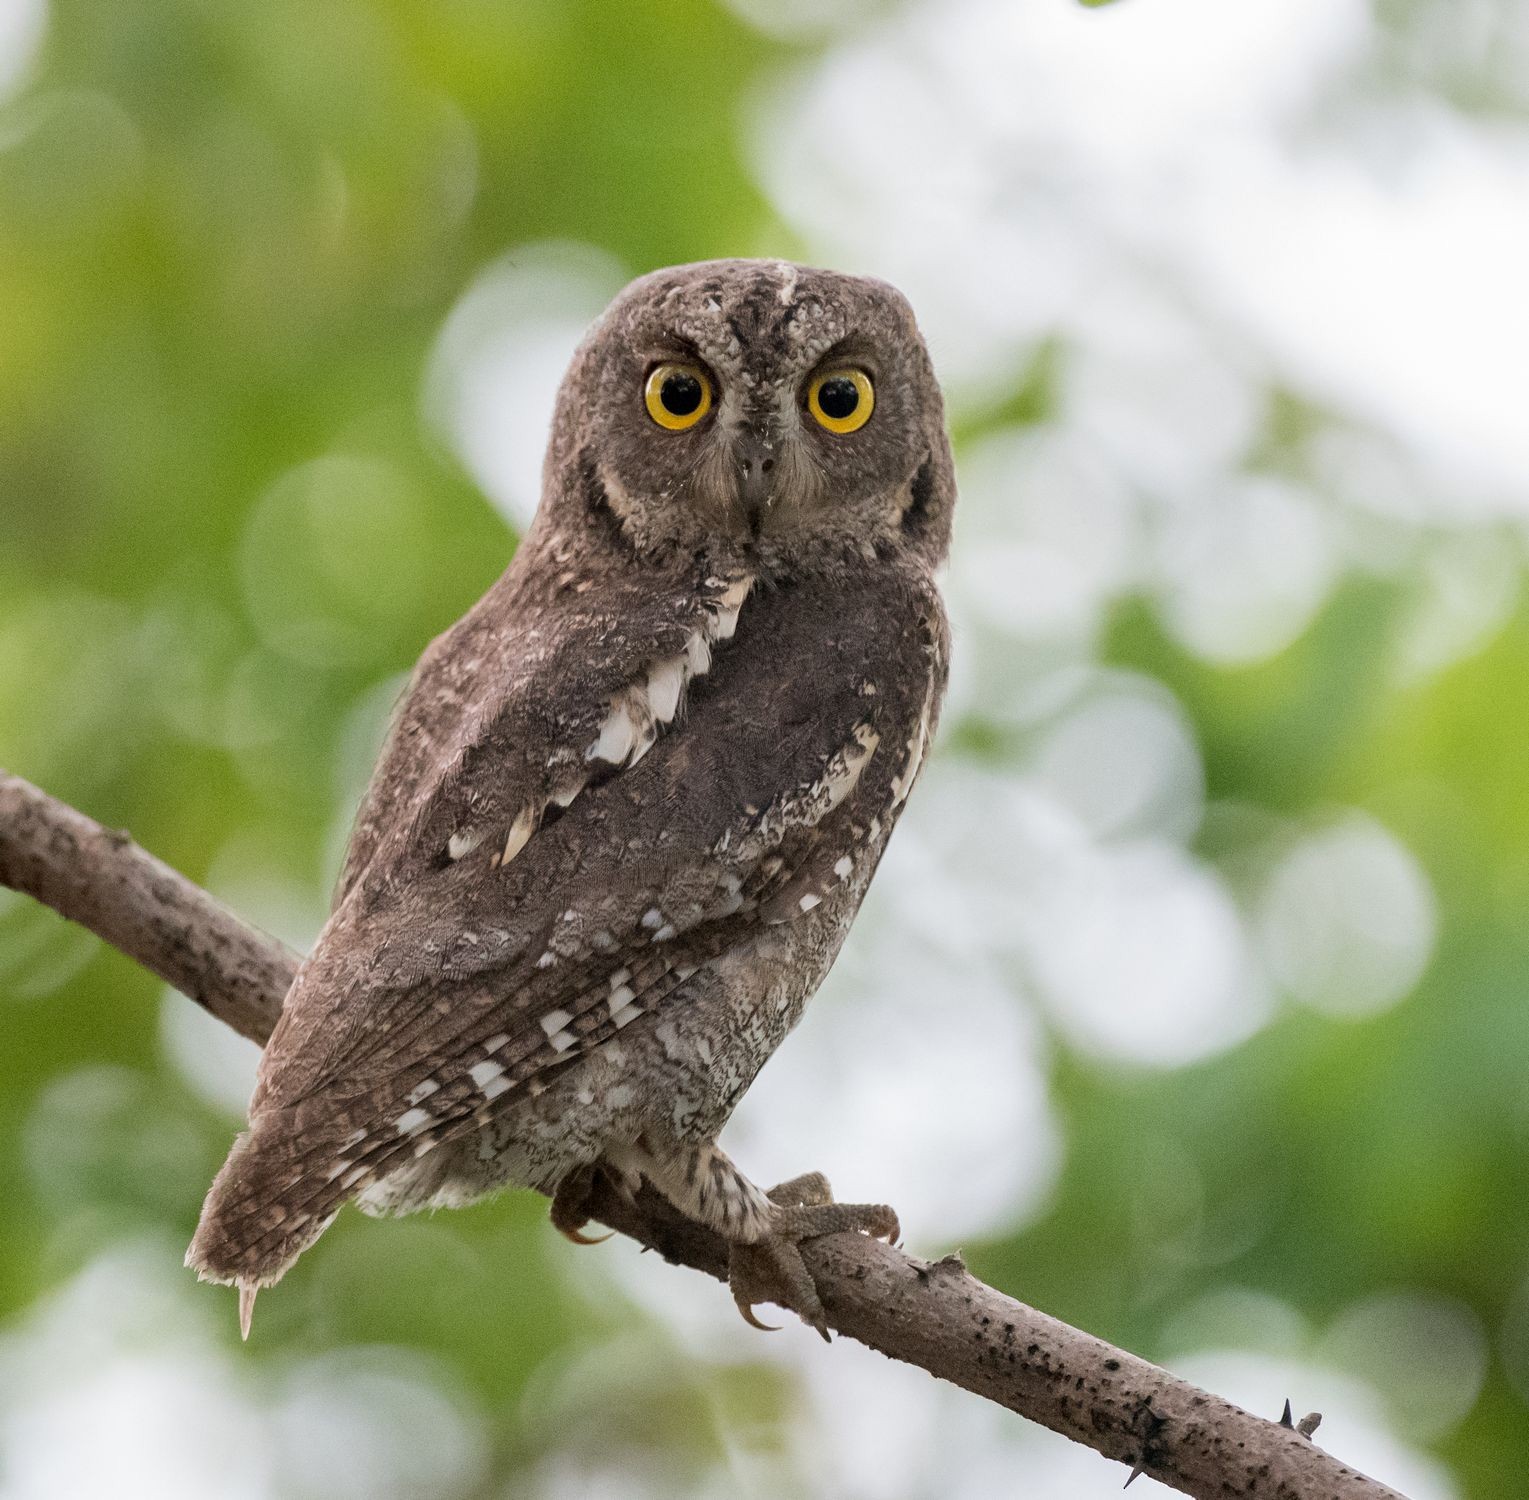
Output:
top-left (0, 769), bottom-right (1407, 1500)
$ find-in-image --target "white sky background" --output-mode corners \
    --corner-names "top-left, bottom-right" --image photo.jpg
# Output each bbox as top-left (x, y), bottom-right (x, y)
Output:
top-left (422, 0), bottom-right (1510, 1493)
top-left (0, 0), bottom-right (44, 102)
top-left (754, 0), bottom-right (1529, 504)
top-left (6, 0), bottom-right (1523, 1495)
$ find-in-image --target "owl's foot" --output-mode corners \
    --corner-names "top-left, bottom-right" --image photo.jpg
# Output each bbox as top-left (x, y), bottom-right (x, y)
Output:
top-left (632, 1144), bottom-right (898, 1336)
top-left (548, 1163), bottom-right (614, 1246)
top-left (730, 1192), bottom-right (900, 1340)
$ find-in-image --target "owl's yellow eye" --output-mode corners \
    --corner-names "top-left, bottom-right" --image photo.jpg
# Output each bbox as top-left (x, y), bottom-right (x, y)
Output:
top-left (807, 368), bottom-right (874, 434)
top-left (644, 362), bottom-right (713, 430)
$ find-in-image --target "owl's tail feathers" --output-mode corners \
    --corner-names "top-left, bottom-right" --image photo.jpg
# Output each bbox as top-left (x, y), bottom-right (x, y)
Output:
top-left (185, 1116), bottom-right (357, 1337)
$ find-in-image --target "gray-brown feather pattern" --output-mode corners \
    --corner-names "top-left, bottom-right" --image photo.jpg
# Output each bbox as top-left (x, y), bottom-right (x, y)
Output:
top-left (191, 568), bottom-right (945, 1284)
top-left (188, 258), bottom-right (956, 1292)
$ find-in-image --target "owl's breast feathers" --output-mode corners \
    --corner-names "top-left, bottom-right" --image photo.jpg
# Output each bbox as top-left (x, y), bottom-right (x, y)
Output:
top-left (188, 553), bottom-right (947, 1289)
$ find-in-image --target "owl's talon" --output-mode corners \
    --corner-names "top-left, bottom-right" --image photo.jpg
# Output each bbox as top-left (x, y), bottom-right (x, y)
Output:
top-left (549, 1163), bottom-right (616, 1246)
top-left (735, 1299), bottom-right (781, 1332)
top-left (726, 1197), bottom-right (897, 1336)
top-left (730, 1235), bottom-right (825, 1332)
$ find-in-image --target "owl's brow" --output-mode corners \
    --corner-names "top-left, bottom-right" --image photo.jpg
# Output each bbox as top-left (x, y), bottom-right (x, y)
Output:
top-left (641, 331), bottom-right (709, 365)
top-left (804, 334), bottom-right (881, 381)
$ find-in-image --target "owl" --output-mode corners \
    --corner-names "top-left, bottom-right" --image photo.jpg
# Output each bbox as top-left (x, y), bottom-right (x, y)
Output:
top-left (188, 258), bottom-right (956, 1338)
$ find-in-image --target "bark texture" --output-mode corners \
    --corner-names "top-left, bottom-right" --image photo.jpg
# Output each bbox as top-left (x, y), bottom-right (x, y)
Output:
top-left (0, 769), bottom-right (1408, 1500)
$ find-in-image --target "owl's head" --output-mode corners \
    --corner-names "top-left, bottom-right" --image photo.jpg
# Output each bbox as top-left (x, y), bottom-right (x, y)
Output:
top-left (540, 259), bottom-right (955, 576)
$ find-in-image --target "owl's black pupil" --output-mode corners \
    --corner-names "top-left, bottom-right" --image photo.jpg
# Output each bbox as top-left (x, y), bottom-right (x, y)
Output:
top-left (818, 377), bottom-right (859, 420)
top-left (661, 372), bottom-right (703, 416)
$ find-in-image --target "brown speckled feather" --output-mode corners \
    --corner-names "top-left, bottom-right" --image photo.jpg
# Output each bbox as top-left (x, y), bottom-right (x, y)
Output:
top-left (188, 258), bottom-right (956, 1300)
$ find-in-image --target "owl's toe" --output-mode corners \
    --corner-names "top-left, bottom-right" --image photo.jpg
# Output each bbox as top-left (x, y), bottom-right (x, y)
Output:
top-left (766, 1170), bottom-right (834, 1208)
top-left (774, 1200), bottom-right (900, 1246)
top-left (728, 1197), bottom-right (901, 1339)
top-left (730, 1236), bottom-right (826, 1339)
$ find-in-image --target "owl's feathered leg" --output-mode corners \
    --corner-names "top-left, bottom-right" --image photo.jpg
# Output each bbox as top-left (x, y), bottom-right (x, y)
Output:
top-left (638, 1144), bottom-right (899, 1337)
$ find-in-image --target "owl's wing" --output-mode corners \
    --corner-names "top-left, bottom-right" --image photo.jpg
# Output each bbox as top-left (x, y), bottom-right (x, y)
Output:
top-left (334, 557), bottom-right (748, 908)
top-left (189, 561), bottom-right (945, 1286)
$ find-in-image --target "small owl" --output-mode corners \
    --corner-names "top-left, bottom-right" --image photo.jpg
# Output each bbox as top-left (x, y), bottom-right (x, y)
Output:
top-left (188, 258), bottom-right (955, 1337)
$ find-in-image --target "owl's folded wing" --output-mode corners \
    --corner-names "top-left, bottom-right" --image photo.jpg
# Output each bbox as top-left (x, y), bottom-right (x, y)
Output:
top-left (189, 566), bottom-right (944, 1285)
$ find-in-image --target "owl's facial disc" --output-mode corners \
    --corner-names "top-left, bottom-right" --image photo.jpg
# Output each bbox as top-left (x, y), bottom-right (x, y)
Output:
top-left (567, 258), bottom-right (952, 569)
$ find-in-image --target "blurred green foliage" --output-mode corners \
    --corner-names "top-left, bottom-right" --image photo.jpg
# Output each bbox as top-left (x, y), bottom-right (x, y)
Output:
top-left (0, 0), bottom-right (798, 1466)
top-left (1, 3), bottom-right (1527, 1498)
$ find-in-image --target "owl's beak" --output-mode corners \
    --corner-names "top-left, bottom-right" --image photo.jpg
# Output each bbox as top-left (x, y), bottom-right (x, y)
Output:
top-left (733, 433), bottom-right (777, 531)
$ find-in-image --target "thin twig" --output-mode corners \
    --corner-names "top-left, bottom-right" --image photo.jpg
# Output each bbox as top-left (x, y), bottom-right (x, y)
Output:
top-left (0, 769), bottom-right (1408, 1500)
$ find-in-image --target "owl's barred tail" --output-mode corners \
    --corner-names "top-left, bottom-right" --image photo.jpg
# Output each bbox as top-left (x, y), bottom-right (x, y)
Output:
top-left (185, 1118), bottom-right (354, 1330)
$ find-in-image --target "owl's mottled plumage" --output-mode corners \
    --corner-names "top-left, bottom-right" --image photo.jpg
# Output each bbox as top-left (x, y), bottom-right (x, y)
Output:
top-left (189, 258), bottom-right (955, 1334)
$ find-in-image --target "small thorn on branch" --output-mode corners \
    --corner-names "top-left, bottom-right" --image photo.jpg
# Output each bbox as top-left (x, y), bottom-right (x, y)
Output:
top-left (914, 1249), bottom-right (967, 1284)
top-left (1279, 1399), bottom-right (1322, 1438)
top-left (1122, 1397), bottom-right (1167, 1490)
